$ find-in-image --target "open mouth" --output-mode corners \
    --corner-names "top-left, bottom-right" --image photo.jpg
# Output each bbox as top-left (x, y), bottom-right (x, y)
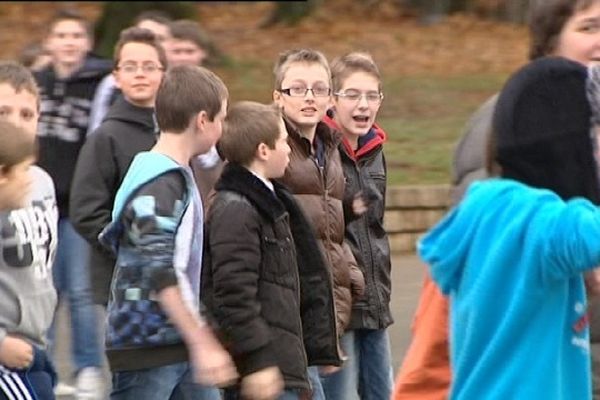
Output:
top-left (353, 116), bottom-right (369, 123)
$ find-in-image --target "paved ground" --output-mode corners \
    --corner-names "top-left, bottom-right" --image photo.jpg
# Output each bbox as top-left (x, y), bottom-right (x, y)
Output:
top-left (53, 253), bottom-right (427, 398)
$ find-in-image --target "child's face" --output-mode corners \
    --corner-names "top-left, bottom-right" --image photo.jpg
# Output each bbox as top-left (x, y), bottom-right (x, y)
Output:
top-left (264, 118), bottom-right (291, 179)
top-left (0, 83), bottom-right (39, 137)
top-left (46, 19), bottom-right (90, 67)
top-left (0, 156), bottom-right (34, 211)
top-left (274, 62), bottom-right (331, 130)
top-left (167, 39), bottom-right (207, 67)
top-left (114, 42), bottom-right (164, 108)
top-left (554, 2), bottom-right (600, 65)
top-left (333, 71), bottom-right (382, 139)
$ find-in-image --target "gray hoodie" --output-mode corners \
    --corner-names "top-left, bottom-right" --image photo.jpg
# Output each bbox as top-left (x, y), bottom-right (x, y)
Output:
top-left (0, 166), bottom-right (58, 348)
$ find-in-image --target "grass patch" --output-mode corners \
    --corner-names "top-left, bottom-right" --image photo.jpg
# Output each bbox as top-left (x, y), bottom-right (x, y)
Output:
top-left (215, 60), bottom-right (510, 185)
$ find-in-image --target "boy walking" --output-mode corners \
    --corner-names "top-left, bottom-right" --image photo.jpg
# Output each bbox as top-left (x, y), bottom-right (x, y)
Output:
top-left (202, 102), bottom-right (339, 400)
top-left (100, 65), bottom-right (237, 399)
top-left (34, 9), bottom-right (110, 396)
top-left (0, 61), bottom-right (59, 399)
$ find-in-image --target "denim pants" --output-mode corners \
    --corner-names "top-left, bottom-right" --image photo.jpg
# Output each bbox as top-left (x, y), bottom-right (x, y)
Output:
top-left (353, 328), bottom-right (393, 400)
top-left (319, 329), bottom-right (393, 399)
top-left (110, 362), bottom-right (221, 400)
top-left (319, 331), bottom-right (358, 400)
top-left (224, 386), bottom-right (300, 400)
top-left (47, 218), bottom-right (102, 373)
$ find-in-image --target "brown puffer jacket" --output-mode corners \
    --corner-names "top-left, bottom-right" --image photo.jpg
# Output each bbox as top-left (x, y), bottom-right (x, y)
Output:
top-left (277, 119), bottom-right (365, 336)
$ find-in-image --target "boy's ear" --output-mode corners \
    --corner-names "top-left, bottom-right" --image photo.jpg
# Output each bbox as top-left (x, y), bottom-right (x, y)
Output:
top-left (0, 165), bottom-right (7, 185)
top-left (112, 70), bottom-right (122, 89)
top-left (256, 142), bottom-right (269, 162)
top-left (195, 110), bottom-right (209, 132)
top-left (273, 90), bottom-right (282, 104)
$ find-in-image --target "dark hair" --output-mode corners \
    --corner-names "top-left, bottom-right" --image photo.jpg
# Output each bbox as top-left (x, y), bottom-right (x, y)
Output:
top-left (155, 65), bottom-right (228, 133)
top-left (528, 0), bottom-right (595, 60)
top-left (133, 10), bottom-right (172, 27)
top-left (220, 101), bottom-right (282, 166)
top-left (113, 27), bottom-right (168, 69)
top-left (169, 19), bottom-right (212, 51)
top-left (0, 61), bottom-right (40, 108)
top-left (0, 120), bottom-right (36, 168)
top-left (48, 8), bottom-right (91, 38)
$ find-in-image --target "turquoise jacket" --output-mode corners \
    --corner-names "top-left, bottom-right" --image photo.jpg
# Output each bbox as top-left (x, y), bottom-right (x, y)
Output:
top-left (420, 178), bottom-right (600, 400)
top-left (100, 151), bottom-right (203, 371)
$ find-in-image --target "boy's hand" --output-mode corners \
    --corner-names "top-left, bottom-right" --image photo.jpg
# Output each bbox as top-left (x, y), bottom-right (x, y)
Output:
top-left (319, 364), bottom-right (341, 375)
top-left (0, 336), bottom-right (33, 369)
top-left (189, 325), bottom-right (238, 388)
top-left (240, 366), bottom-right (284, 400)
top-left (585, 268), bottom-right (600, 296)
top-left (352, 192), bottom-right (368, 216)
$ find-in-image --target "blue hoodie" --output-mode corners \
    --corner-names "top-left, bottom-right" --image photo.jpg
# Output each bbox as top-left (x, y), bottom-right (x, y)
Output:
top-left (420, 178), bottom-right (600, 400)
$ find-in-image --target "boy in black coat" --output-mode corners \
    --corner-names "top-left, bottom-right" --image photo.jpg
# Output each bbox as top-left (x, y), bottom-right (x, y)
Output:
top-left (202, 102), bottom-right (340, 400)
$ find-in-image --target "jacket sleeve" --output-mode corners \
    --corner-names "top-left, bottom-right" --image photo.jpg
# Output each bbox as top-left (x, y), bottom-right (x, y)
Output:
top-left (70, 130), bottom-right (118, 251)
top-left (208, 196), bottom-right (277, 376)
top-left (544, 199), bottom-right (600, 282)
top-left (120, 171), bottom-right (187, 292)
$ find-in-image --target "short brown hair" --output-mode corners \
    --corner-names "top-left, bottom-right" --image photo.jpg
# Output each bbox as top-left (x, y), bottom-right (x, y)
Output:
top-left (220, 101), bottom-right (282, 166)
top-left (0, 120), bottom-right (36, 168)
top-left (155, 65), bottom-right (228, 133)
top-left (113, 27), bottom-right (168, 69)
top-left (0, 61), bottom-right (40, 109)
top-left (48, 8), bottom-right (91, 38)
top-left (330, 52), bottom-right (382, 93)
top-left (528, 0), bottom-right (597, 60)
top-left (169, 19), bottom-right (211, 51)
top-left (273, 48), bottom-right (331, 90)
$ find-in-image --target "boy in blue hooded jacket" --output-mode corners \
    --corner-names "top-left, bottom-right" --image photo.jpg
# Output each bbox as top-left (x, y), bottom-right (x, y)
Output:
top-left (420, 56), bottom-right (600, 400)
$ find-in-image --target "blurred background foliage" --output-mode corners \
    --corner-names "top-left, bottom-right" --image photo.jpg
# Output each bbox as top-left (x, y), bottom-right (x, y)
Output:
top-left (0, 0), bottom-right (531, 185)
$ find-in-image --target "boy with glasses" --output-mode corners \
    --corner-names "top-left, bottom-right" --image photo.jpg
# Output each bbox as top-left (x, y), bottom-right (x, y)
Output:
top-left (272, 48), bottom-right (364, 399)
top-left (70, 27), bottom-right (165, 312)
top-left (324, 52), bottom-right (393, 400)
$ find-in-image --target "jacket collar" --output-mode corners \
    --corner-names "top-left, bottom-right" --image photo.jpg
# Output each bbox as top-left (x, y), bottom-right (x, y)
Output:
top-left (322, 113), bottom-right (386, 160)
top-left (215, 163), bottom-right (287, 221)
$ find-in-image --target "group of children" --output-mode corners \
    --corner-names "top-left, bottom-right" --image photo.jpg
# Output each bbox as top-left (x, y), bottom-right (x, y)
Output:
top-left (6, 1), bottom-right (600, 399)
top-left (0, 7), bottom-right (394, 400)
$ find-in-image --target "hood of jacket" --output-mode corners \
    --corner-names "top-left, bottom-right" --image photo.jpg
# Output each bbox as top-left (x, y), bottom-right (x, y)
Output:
top-left (420, 178), bottom-right (557, 295)
top-left (215, 163), bottom-right (286, 222)
top-left (102, 96), bottom-right (157, 132)
top-left (322, 113), bottom-right (386, 160)
top-left (111, 152), bottom-right (182, 220)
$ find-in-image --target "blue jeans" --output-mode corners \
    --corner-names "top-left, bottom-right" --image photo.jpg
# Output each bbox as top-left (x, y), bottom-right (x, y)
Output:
top-left (47, 218), bottom-right (102, 373)
top-left (319, 332), bottom-right (359, 400)
top-left (224, 386), bottom-right (300, 400)
top-left (353, 328), bottom-right (393, 400)
top-left (307, 366), bottom-right (325, 400)
top-left (110, 362), bottom-right (221, 399)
